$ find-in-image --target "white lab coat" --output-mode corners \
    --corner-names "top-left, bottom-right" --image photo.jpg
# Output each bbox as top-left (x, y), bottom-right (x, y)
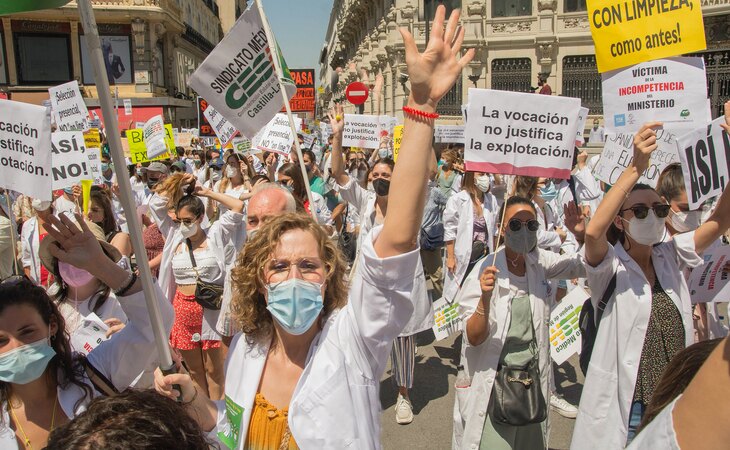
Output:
top-left (570, 232), bottom-right (702, 450)
top-left (442, 190), bottom-right (499, 302)
top-left (336, 177), bottom-right (432, 335)
top-left (452, 247), bottom-right (586, 450)
top-left (213, 226), bottom-right (420, 449)
top-left (0, 285), bottom-right (174, 449)
top-left (20, 216), bottom-right (42, 284)
top-left (149, 193), bottom-right (245, 341)
top-left (625, 396), bottom-right (681, 450)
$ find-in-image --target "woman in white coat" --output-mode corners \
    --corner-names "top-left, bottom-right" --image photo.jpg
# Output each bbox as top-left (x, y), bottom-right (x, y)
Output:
top-left (21, 200), bottom-right (55, 286)
top-left (452, 196), bottom-right (586, 450)
top-left (443, 171), bottom-right (499, 302)
top-left (572, 120), bottom-right (730, 449)
top-left (0, 214), bottom-right (174, 449)
top-left (155, 7), bottom-right (473, 447)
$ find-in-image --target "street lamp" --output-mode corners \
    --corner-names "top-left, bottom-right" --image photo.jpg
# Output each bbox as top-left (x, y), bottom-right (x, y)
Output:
top-left (468, 63), bottom-right (483, 87)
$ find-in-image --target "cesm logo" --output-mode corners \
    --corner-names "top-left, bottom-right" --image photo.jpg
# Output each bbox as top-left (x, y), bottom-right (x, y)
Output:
top-left (225, 50), bottom-right (274, 110)
top-left (680, 109), bottom-right (690, 118)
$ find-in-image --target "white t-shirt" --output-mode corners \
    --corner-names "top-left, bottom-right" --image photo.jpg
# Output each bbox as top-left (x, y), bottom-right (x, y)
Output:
top-left (57, 292), bottom-right (127, 336)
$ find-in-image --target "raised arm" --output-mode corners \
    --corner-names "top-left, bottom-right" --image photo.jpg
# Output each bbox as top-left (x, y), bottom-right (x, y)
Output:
top-left (186, 173), bottom-right (244, 214)
top-left (374, 5), bottom-right (474, 258)
top-left (327, 103), bottom-right (349, 186)
top-left (583, 122), bottom-right (661, 266)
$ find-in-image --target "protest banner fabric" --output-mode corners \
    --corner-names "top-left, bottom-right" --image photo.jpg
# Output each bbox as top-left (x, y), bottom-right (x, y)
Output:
top-left (143, 115), bottom-right (169, 159)
top-left (342, 114), bottom-right (392, 150)
top-left (203, 104), bottom-right (239, 147)
top-left (51, 131), bottom-right (93, 189)
top-left (0, 99), bottom-right (52, 200)
top-left (464, 89), bottom-right (581, 179)
top-left (392, 125), bottom-right (403, 163)
top-left (575, 107), bottom-right (590, 145)
top-left (587, 0), bottom-right (706, 73)
top-left (434, 125), bottom-right (465, 144)
top-left (602, 57), bottom-right (708, 134)
top-left (593, 128), bottom-right (681, 188)
top-left (188, 4), bottom-right (296, 140)
top-left (48, 81), bottom-right (90, 132)
top-left (676, 116), bottom-right (730, 210)
top-left (125, 125), bottom-right (173, 164)
top-left (688, 245), bottom-right (730, 304)
top-left (549, 286), bottom-right (590, 365)
top-left (254, 113), bottom-right (300, 155)
top-left (282, 69), bottom-right (316, 114)
top-left (432, 297), bottom-right (463, 341)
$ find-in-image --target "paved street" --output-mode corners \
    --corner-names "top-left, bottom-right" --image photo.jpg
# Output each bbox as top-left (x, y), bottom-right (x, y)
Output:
top-left (380, 332), bottom-right (584, 450)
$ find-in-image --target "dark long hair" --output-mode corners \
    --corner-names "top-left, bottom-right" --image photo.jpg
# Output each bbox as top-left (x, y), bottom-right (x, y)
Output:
top-left (277, 162), bottom-right (307, 209)
top-left (89, 186), bottom-right (118, 237)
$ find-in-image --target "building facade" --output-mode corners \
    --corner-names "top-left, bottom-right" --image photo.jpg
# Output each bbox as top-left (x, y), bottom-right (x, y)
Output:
top-left (318, 0), bottom-right (730, 122)
top-left (0, 0), bottom-right (225, 129)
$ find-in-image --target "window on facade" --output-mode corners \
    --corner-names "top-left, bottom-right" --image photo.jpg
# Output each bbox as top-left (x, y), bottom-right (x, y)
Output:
top-left (562, 55), bottom-right (602, 114)
top-left (436, 77), bottom-right (463, 116)
top-left (15, 34), bottom-right (71, 85)
top-left (689, 50), bottom-right (730, 119)
top-left (492, 0), bottom-right (532, 17)
top-left (564, 0), bottom-right (587, 12)
top-left (491, 58), bottom-right (532, 92)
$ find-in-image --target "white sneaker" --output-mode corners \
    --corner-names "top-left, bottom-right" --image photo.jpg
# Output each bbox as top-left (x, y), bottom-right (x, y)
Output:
top-left (395, 394), bottom-right (414, 424)
top-left (550, 393), bottom-right (578, 419)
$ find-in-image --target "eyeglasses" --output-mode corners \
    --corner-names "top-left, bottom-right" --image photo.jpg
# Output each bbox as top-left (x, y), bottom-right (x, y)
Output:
top-left (264, 257), bottom-right (325, 284)
top-left (620, 204), bottom-right (670, 219)
top-left (508, 219), bottom-right (540, 232)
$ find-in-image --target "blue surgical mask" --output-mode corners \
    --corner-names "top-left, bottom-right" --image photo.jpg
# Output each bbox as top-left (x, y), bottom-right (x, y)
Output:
top-left (101, 163), bottom-right (110, 172)
top-left (540, 181), bottom-right (558, 202)
top-left (63, 187), bottom-right (74, 195)
top-left (266, 279), bottom-right (324, 335)
top-left (0, 337), bottom-right (56, 384)
top-left (378, 148), bottom-right (389, 158)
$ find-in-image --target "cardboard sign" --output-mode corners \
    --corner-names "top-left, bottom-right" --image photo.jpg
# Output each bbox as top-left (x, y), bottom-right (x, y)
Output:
top-left (392, 125), bottom-right (403, 163)
top-left (253, 113), bottom-right (300, 155)
top-left (232, 136), bottom-right (254, 156)
top-left (282, 69), bottom-right (316, 114)
top-left (69, 313), bottom-right (109, 356)
top-left (432, 297), bottom-right (463, 341)
top-left (51, 131), bottom-right (93, 189)
top-left (48, 80), bottom-right (89, 131)
top-left (203, 103), bottom-right (238, 147)
top-left (342, 114), bottom-right (392, 150)
top-left (688, 245), bottom-right (730, 304)
top-left (143, 115), bottom-right (169, 159)
top-left (593, 128), bottom-right (681, 188)
top-left (0, 99), bottom-right (53, 200)
top-left (85, 147), bottom-right (104, 186)
top-left (464, 89), bottom-right (582, 179)
top-left (434, 125), bottom-right (465, 144)
top-left (676, 117), bottom-right (730, 210)
top-left (587, 0), bottom-right (706, 72)
top-left (549, 286), bottom-right (589, 365)
top-left (602, 57), bottom-right (709, 134)
top-left (125, 124), bottom-right (174, 164)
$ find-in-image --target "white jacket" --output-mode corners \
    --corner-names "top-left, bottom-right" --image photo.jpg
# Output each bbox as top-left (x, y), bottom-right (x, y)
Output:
top-left (213, 226), bottom-right (420, 449)
top-left (442, 190), bottom-right (499, 302)
top-left (452, 247), bottom-right (585, 450)
top-left (570, 232), bottom-right (702, 449)
top-left (20, 216), bottom-right (42, 284)
top-left (0, 285), bottom-right (174, 449)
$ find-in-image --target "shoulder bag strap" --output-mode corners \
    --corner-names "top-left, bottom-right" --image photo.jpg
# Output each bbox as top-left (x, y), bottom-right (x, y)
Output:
top-left (186, 238), bottom-right (201, 281)
top-left (594, 272), bottom-right (617, 325)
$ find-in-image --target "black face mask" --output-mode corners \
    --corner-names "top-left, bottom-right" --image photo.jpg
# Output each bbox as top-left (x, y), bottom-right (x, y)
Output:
top-left (147, 178), bottom-right (160, 189)
top-left (372, 178), bottom-right (390, 197)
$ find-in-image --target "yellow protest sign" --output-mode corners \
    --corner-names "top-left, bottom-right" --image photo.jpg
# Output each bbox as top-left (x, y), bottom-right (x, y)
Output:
top-left (125, 124), bottom-right (174, 164)
top-left (587, 0), bottom-right (706, 72)
top-left (83, 129), bottom-right (101, 149)
top-left (392, 125), bottom-right (403, 163)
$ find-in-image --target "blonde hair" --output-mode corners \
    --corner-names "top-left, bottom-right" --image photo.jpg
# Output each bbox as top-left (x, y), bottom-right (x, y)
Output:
top-left (153, 173), bottom-right (187, 209)
top-left (230, 213), bottom-right (348, 344)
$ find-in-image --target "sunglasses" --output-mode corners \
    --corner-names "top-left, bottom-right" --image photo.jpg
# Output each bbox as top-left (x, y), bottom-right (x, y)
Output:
top-left (508, 218), bottom-right (540, 232)
top-left (172, 217), bottom-right (199, 226)
top-left (620, 204), bottom-right (670, 219)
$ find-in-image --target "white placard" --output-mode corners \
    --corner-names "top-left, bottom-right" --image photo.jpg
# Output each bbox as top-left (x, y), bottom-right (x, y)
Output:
top-left (70, 313), bottom-right (109, 356)
top-left (142, 115), bottom-right (168, 159)
top-left (676, 117), bottom-right (730, 210)
top-left (549, 286), bottom-right (590, 365)
top-left (688, 245), bottom-right (730, 304)
top-left (575, 107), bottom-right (589, 146)
top-left (302, 133), bottom-right (316, 148)
top-left (432, 297), bottom-right (463, 341)
top-left (434, 125), bottom-right (465, 144)
top-left (203, 104), bottom-right (238, 147)
top-left (464, 89), bottom-right (582, 179)
top-left (51, 131), bottom-right (93, 189)
top-left (86, 147), bottom-right (104, 186)
top-left (232, 136), bottom-right (254, 156)
top-left (254, 114), bottom-right (301, 155)
top-left (602, 57), bottom-right (709, 134)
top-left (0, 100), bottom-right (53, 201)
top-left (48, 81), bottom-right (90, 132)
top-left (123, 99), bottom-right (132, 116)
top-left (593, 129), bottom-right (681, 188)
top-left (342, 114), bottom-right (392, 150)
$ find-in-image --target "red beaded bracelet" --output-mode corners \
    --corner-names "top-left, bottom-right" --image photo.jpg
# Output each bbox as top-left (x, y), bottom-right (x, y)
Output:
top-left (402, 105), bottom-right (439, 120)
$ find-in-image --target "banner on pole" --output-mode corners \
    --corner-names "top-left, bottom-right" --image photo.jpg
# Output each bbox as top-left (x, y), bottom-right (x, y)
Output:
top-left (464, 89), bottom-right (582, 179)
top-left (549, 286), bottom-right (589, 365)
top-left (51, 131), bottom-right (94, 189)
top-left (602, 57), bottom-right (709, 134)
top-left (48, 81), bottom-right (90, 132)
top-left (587, 0), bottom-right (706, 73)
top-left (143, 115), bottom-right (169, 159)
top-left (203, 104), bottom-right (239, 148)
top-left (342, 114), bottom-right (393, 150)
top-left (434, 125), bottom-right (465, 144)
top-left (0, 99), bottom-right (52, 200)
top-left (188, 3), bottom-right (296, 140)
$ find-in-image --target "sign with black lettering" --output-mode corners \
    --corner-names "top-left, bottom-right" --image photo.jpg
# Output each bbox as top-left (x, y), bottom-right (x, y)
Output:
top-left (48, 81), bottom-right (90, 132)
top-left (282, 69), bottom-right (315, 114)
top-left (51, 131), bottom-right (95, 189)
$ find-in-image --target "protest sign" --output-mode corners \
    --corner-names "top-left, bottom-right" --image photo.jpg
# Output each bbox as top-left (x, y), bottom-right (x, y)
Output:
top-left (48, 81), bottom-right (90, 132)
top-left (254, 113), bottom-right (300, 155)
top-left (123, 99), bottom-right (132, 116)
top-left (70, 313), bottom-right (109, 356)
top-left (432, 297), bottom-right (463, 341)
top-left (175, 131), bottom-right (194, 148)
top-left (203, 104), bottom-right (238, 147)
top-left (549, 286), bottom-right (589, 365)
top-left (283, 69), bottom-right (316, 114)
top-left (464, 89), bottom-right (581, 179)
top-left (84, 128), bottom-right (101, 149)
top-left (587, 0), bottom-right (706, 73)
top-left (188, 4), bottom-right (296, 139)
top-left (143, 115), bottom-right (169, 159)
top-left (86, 147), bottom-right (104, 186)
top-left (232, 136), bottom-right (254, 156)
top-left (575, 107), bottom-right (589, 145)
top-left (688, 245), bottom-right (730, 304)
top-left (392, 125), bottom-right (403, 163)
top-left (0, 99), bottom-right (52, 201)
top-left (342, 114), bottom-right (392, 150)
top-left (593, 128), bottom-right (681, 187)
top-left (302, 133), bottom-right (316, 149)
top-left (51, 131), bottom-right (93, 189)
top-left (602, 57), bottom-right (708, 134)
top-left (676, 116), bottom-right (730, 210)
top-left (434, 125), bottom-right (465, 144)
top-left (125, 125), bottom-right (173, 164)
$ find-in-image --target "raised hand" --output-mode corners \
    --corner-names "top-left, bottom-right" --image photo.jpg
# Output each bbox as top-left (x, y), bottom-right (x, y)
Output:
top-left (632, 122), bottom-right (662, 173)
top-left (45, 213), bottom-right (107, 272)
top-left (327, 104), bottom-right (345, 136)
top-left (563, 200), bottom-right (586, 242)
top-left (399, 5), bottom-right (474, 109)
top-left (479, 265), bottom-right (498, 300)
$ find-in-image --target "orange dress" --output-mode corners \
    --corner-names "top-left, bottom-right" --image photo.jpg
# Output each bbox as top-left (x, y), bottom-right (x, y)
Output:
top-left (244, 393), bottom-right (298, 450)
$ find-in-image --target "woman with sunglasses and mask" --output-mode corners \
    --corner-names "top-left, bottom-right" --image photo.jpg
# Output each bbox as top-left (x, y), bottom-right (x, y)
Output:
top-left (149, 173), bottom-right (245, 401)
top-left (572, 117), bottom-right (730, 449)
top-left (0, 213), bottom-right (174, 450)
top-left (452, 196), bottom-right (586, 450)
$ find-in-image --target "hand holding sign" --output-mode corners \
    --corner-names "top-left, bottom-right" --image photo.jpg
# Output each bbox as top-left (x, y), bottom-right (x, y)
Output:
top-left (632, 122), bottom-right (663, 173)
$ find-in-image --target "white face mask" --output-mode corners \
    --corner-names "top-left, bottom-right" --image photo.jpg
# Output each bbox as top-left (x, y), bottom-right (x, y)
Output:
top-left (226, 166), bottom-right (238, 178)
top-left (179, 222), bottom-right (198, 238)
top-left (475, 175), bottom-right (491, 193)
top-left (624, 211), bottom-right (666, 246)
top-left (669, 209), bottom-right (702, 233)
top-left (210, 170), bottom-right (222, 182)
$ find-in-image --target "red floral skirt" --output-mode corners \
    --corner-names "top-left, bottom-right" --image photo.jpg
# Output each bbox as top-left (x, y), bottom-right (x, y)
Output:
top-left (170, 290), bottom-right (221, 351)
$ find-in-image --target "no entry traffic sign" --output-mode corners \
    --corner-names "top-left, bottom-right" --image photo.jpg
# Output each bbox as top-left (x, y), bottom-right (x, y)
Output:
top-left (345, 82), bottom-right (369, 105)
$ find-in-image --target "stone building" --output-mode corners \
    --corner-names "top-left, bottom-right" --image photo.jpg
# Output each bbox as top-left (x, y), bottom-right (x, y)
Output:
top-left (318, 0), bottom-right (730, 123)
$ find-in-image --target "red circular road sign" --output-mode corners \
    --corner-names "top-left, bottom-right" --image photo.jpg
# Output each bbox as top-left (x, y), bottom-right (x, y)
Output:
top-left (345, 82), bottom-right (369, 105)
